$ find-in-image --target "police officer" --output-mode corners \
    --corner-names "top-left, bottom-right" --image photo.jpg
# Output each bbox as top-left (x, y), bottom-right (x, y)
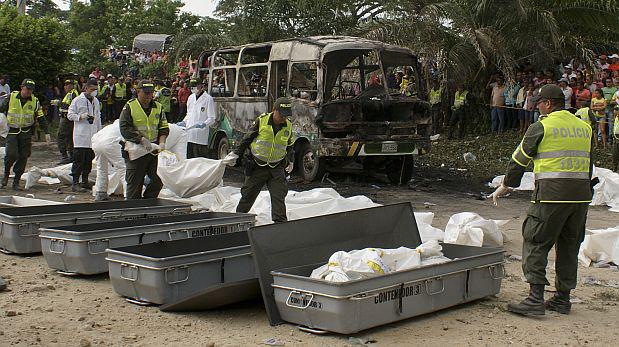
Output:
top-left (0, 79), bottom-right (51, 190)
top-left (58, 79), bottom-right (79, 164)
top-left (154, 79), bottom-right (172, 117)
top-left (428, 81), bottom-right (442, 134)
top-left (113, 76), bottom-right (128, 120)
top-left (231, 98), bottom-right (295, 223)
top-left (97, 76), bottom-right (110, 123)
top-left (119, 80), bottom-right (169, 200)
top-left (491, 84), bottom-right (593, 316)
top-left (448, 84), bottom-right (468, 139)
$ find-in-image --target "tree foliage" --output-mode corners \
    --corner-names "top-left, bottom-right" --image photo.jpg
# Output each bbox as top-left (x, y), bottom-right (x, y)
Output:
top-left (0, 3), bottom-right (70, 90)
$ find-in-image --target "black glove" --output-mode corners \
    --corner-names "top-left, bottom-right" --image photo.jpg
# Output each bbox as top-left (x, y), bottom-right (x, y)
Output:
top-left (590, 177), bottom-right (600, 195)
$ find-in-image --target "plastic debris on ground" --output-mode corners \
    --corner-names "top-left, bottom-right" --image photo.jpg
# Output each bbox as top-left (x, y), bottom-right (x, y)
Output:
top-left (310, 240), bottom-right (450, 282)
top-left (578, 225), bottom-right (619, 267)
top-left (581, 276), bottom-right (619, 288)
top-left (443, 212), bottom-right (508, 247)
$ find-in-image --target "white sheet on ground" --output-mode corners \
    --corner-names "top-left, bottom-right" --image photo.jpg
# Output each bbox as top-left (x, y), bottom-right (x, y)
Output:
top-left (590, 167), bottom-right (619, 211)
top-left (159, 187), bottom-right (379, 226)
top-left (578, 226), bottom-right (619, 267)
top-left (24, 163), bottom-right (95, 189)
top-left (310, 240), bottom-right (449, 282)
top-left (488, 172), bottom-right (535, 191)
top-left (443, 212), bottom-right (508, 247)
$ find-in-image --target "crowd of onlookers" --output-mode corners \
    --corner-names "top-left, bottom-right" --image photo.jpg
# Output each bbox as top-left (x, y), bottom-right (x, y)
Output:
top-left (486, 54), bottom-right (619, 148)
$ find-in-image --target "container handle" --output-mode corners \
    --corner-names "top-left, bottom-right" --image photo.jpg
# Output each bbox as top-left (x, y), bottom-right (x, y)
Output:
top-left (425, 278), bottom-right (445, 296)
top-left (489, 264), bottom-right (505, 280)
top-left (120, 264), bottom-right (139, 281)
top-left (172, 207), bottom-right (192, 215)
top-left (49, 239), bottom-right (65, 254)
top-left (285, 290), bottom-right (314, 310)
top-left (18, 223), bottom-right (40, 237)
top-left (165, 266), bottom-right (189, 284)
top-left (88, 239), bottom-right (110, 255)
top-left (101, 211), bottom-right (122, 220)
top-left (168, 229), bottom-right (190, 241)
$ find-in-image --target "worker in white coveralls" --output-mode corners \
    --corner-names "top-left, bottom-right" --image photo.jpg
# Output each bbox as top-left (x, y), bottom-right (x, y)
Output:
top-left (67, 78), bottom-right (102, 192)
top-left (176, 78), bottom-right (216, 158)
top-left (92, 120), bottom-right (126, 201)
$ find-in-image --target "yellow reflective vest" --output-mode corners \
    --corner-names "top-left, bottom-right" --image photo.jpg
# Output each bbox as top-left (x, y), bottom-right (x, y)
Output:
top-left (250, 113), bottom-right (293, 167)
top-left (575, 107), bottom-right (593, 125)
top-left (127, 99), bottom-right (168, 142)
top-left (61, 89), bottom-right (79, 111)
top-left (533, 110), bottom-right (591, 192)
top-left (429, 88), bottom-right (441, 105)
top-left (453, 90), bottom-right (468, 109)
top-left (114, 83), bottom-right (127, 99)
top-left (6, 91), bottom-right (43, 133)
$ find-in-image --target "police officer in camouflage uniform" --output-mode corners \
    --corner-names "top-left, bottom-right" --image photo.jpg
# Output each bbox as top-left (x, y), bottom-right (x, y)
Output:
top-left (232, 98), bottom-right (295, 223)
top-left (492, 84), bottom-right (593, 316)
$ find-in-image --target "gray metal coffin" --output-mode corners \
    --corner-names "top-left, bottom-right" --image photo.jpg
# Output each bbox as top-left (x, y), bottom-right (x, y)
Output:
top-left (248, 202), bottom-right (504, 334)
top-left (0, 199), bottom-right (191, 254)
top-left (106, 232), bottom-right (257, 307)
top-left (39, 212), bottom-right (255, 275)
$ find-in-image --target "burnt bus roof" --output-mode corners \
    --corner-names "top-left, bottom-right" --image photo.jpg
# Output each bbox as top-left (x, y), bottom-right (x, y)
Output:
top-left (199, 36), bottom-right (415, 62)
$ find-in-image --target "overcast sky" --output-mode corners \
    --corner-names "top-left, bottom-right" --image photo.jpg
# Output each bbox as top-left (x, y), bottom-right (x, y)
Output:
top-left (52, 0), bottom-right (217, 17)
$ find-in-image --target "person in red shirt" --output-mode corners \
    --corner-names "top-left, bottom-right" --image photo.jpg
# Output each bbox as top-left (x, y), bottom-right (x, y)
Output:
top-left (177, 81), bottom-right (191, 119)
top-left (609, 54), bottom-right (619, 72)
top-left (575, 81), bottom-right (591, 108)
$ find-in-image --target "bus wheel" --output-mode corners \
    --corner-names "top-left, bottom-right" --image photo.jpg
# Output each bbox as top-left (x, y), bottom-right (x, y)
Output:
top-left (386, 155), bottom-right (414, 185)
top-left (297, 142), bottom-right (325, 182)
top-left (216, 135), bottom-right (229, 160)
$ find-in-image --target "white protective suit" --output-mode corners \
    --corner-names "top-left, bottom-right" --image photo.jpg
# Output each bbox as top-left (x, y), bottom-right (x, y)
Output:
top-left (67, 93), bottom-right (102, 148)
top-left (183, 91), bottom-right (216, 145)
top-left (92, 120), bottom-right (126, 196)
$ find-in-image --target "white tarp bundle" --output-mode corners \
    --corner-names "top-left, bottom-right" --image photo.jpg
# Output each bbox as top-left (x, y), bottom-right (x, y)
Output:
top-left (157, 151), bottom-right (235, 198)
top-left (415, 212), bottom-right (445, 243)
top-left (159, 187), bottom-right (379, 226)
top-left (310, 240), bottom-right (450, 282)
top-left (490, 167), bottom-right (619, 212)
top-left (443, 212), bottom-right (508, 247)
top-left (23, 124), bottom-right (188, 191)
top-left (578, 226), bottom-right (619, 267)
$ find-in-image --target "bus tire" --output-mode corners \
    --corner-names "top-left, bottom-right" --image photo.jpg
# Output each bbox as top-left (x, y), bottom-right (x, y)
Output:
top-left (297, 142), bottom-right (325, 182)
top-left (386, 155), bottom-right (414, 185)
top-left (215, 134), bottom-right (229, 160)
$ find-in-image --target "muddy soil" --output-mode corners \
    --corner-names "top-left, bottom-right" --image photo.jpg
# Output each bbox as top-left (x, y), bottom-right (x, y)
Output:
top-left (0, 141), bottom-right (618, 346)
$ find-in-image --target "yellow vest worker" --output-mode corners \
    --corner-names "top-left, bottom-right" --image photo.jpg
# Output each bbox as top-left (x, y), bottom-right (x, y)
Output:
top-left (0, 79), bottom-right (50, 190)
top-left (492, 84), bottom-right (592, 317)
top-left (233, 98), bottom-right (295, 223)
top-left (119, 80), bottom-right (169, 200)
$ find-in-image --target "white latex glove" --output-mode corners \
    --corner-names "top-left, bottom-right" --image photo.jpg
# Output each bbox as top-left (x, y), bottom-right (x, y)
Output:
top-left (79, 113), bottom-right (90, 120)
top-left (45, 134), bottom-right (51, 145)
top-left (140, 137), bottom-right (153, 152)
top-left (489, 184), bottom-right (512, 206)
top-left (285, 162), bottom-right (294, 174)
top-left (223, 152), bottom-right (238, 166)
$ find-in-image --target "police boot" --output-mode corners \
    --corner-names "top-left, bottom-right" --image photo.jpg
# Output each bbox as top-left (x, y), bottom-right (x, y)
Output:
top-left (81, 174), bottom-right (92, 190)
top-left (507, 284), bottom-right (545, 316)
top-left (545, 290), bottom-right (571, 314)
top-left (1, 170), bottom-right (9, 188)
top-left (71, 177), bottom-right (86, 193)
top-left (12, 177), bottom-right (22, 191)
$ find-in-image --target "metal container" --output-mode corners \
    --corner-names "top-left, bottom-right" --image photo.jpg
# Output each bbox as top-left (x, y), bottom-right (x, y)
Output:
top-left (106, 232), bottom-right (257, 306)
top-left (248, 203), bottom-right (505, 334)
top-left (0, 199), bottom-right (191, 254)
top-left (0, 196), bottom-right (64, 208)
top-left (39, 212), bottom-right (255, 275)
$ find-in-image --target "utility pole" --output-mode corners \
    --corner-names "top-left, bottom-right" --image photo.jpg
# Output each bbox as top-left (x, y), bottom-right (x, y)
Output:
top-left (16, 0), bottom-right (26, 15)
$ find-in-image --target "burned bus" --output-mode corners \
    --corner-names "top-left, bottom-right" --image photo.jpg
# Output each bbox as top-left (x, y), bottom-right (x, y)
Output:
top-left (195, 36), bottom-right (431, 183)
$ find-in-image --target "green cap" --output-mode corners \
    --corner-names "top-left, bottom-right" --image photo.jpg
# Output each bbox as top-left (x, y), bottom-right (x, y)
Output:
top-left (189, 78), bottom-right (199, 87)
top-left (274, 97), bottom-right (292, 117)
top-left (136, 80), bottom-right (155, 92)
top-left (21, 79), bottom-right (35, 89)
top-left (532, 84), bottom-right (564, 104)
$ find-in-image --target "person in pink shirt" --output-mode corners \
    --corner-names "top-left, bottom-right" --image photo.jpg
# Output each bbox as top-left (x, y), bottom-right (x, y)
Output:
top-left (575, 81), bottom-right (591, 108)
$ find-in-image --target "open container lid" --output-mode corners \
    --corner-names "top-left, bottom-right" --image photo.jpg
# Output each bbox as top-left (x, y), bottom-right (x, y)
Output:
top-left (248, 202), bottom-right (421, 326)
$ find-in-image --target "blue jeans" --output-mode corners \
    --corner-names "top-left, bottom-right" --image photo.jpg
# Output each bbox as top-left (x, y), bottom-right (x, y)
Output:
top-left (491, 107), bottom-right (506, 132)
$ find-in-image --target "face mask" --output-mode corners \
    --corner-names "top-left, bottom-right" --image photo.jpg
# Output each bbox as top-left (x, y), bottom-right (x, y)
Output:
top-left (191, 87), bottom-right (198, 94)
top-left (90, 90), bottom-right (98, 97)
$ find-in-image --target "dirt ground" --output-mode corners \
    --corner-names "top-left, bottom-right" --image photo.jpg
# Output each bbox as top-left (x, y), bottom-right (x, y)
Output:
top-left (1, 142), bottom-right (619, 346)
